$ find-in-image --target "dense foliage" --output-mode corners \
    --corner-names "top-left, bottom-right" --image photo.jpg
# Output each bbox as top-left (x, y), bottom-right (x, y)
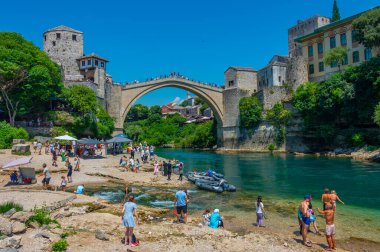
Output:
top-left (125, 105), bottom-right (216, 148)
top-left (324, 47), bottom-right (348, 71)
top-left (0, 32), bottom-right (62, 124)
top-left (239, 96), bottom-right (262, 128)
top-left (266, 102), bottom-right (291, 147)
top-left (0, 201), bottom-right (23, 213)
top-left (293, 57), bottom-right (380, 146)
top-left (0, 121), bottom-right (29, 149)
top-left (352, 8), bottom-right (380, 48)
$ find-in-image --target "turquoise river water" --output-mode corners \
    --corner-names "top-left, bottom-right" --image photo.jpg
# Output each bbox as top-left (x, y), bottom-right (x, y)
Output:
top-left (91, 149), bottom-right (380, 245)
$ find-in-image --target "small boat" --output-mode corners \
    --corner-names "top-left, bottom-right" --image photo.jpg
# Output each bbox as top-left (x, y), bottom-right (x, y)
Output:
top-left (195, 180), bottom-right (236, 192)
top-left (194, 178), bottom-right (228, 184)
top-left (195, 181), bottom-right (224, 193)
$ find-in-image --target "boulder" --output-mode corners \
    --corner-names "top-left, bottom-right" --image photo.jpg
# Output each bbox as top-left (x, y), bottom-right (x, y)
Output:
top-left (11, 144), bottom-right (30, 154)
top-left (95, 229), bottom-right (109, 241)
top-left (2, 209), bottom-right (16, 218)
top-left (10, 211), bottom-right (33, 223)
top-left (11, 222), bottom-right (26, 234)
top-left (0, 217), bottom-right (12, 236)
top-left (0, 248), bottom-right (18, 252)
top-left (12, 139), bottom-right (25, 144)
top-left (0, 236), bottom-right (21, 249)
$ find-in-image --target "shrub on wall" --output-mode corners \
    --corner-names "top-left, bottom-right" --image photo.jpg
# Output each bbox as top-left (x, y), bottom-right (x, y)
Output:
top-left (239, 96), bottom-right (263, 128)
top-left (0, 121), bottom-right (29, 149)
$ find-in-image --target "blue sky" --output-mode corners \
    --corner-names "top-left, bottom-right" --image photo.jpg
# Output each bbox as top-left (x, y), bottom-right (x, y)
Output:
top-left (0, 0), bottom-right (378, 106)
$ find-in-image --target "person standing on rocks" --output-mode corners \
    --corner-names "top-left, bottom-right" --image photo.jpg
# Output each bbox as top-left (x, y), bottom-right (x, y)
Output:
top-left (256, 196), bottom-right (265, 227)
top-left (167, 161), bottom-right (172, 180)
top-left (321, 188), bottom-right (331, 210)
top-left (174, 189), bottom-right (188, 224)
top-left (317, 203), bottom-right (336, 251)
top-left (40, 163), bottom-right (51, 190)
top-left (67, 162), bottom-right (73, 183)
top-left (122, 195), bottom-right (139, 247)
top-left (300, 195), bottom-right (312, 247)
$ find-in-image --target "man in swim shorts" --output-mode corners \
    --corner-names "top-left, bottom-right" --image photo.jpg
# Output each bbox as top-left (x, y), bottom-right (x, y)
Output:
top-left (321, 188), bottom-right (330, 210)
top-left (299, 194), bottom-right (312, 247)
top-left (174, 189), bottom-right (187, 224)
top-left (317, 203), bottom-right (336, 251)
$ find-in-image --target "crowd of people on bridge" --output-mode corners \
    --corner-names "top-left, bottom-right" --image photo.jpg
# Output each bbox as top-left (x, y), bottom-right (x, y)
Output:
top-left (123, 72), bottom-right (223, 89)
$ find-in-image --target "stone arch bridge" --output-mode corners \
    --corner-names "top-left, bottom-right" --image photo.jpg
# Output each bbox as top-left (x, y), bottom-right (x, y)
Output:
top-left (106, 68), bottom-right (258, 147)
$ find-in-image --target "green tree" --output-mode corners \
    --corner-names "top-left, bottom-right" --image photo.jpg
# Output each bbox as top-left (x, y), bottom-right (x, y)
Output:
top-left (352, 8), bottom-right (380, 48)
top-left (331, 0), bottom-right (341, 22)
top-left (373, 102), bottom-right (380, 127)
top-left (180, 100), bottom-right (190, 107)
top-left (149, 105), bottom-right (162, 116)
top-left (62, 86), bottom-right (98, 115)
top-left (0, 32), bottom-right (62, 125)
top-left (239, 96), bottom-right (262, 128)
top-left (194, 97), bottom-right (210, 114)
top-left (324, 47), bottom-right (348, 71)
top-left (126, 104), bottom-right (150, 122)
top-left (124, 124), bottom-right (144, 142)
top-left (266, 102), bottom-right (291, 127)
top-left (0, 121), bottom-right (29, 149)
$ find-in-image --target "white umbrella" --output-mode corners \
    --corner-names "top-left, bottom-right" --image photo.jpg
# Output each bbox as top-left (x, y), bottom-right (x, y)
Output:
top-left (54, 135), bottom-right (77, 141)
top-left (2, 156), bottom-right (33, 169)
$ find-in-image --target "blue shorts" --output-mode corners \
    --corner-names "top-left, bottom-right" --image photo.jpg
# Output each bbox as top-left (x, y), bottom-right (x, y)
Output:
top-left (302, 216), bottom-right (311, 225)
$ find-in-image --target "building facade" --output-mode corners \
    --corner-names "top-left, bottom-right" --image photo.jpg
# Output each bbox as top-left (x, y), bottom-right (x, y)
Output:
top-left (295, 9), bottom-right (379, 82)
top-left (43, 25), bottom-right (110, 101)
top-left (258, 55), bottom-right (289, 89)
top-left (288, 15), bottom-right (331, 57)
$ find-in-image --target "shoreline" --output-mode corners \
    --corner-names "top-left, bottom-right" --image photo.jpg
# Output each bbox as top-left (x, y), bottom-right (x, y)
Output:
top-left (1, 147), bottom-right (379, 251)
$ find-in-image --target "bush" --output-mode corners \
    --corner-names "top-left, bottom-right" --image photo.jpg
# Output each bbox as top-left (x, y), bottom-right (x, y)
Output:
top-left (0, 202), bottom-right (23, 214)
top-left (0, 121), bottom-right (29, 149)
top-left (239, 96), bottom-right (263, 128)
top-left (268, 144), bottom-right (276, 152)
top-left (352, 133), bottom-right (364, 147)
top-left (47, 111), bottom-right (75, 126)
top-left (49, 126), bottom-right (73, 137)
top-left (52, 239), bottom-right (68, 251)
top-left (266, 102), bottom-right (291, 127)
top-left (26, 207), bottom-right (59, 227)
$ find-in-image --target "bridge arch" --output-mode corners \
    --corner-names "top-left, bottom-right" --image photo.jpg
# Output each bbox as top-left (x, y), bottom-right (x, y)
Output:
top-left (119, 78), bottom-right (224, 127)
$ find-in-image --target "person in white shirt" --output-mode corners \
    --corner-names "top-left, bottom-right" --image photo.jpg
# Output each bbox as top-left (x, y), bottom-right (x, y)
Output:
top-left (256, 196), bottom-right (265, 227)
top-left (129, 158), bottom-right (134, 172)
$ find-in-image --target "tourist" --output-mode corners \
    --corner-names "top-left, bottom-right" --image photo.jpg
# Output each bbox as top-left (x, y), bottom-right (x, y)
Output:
top-left (207, 168), bottom-right (213, 177)
top-left (67, 162), bottom-right (73, 183)
top-left (317, 203), bottom-right (336, 251)
top-left (131, 148), bottom-right (135, 159)
top-left (178, 161), bottom-right (183, 181)
top-left (202, 208), bottom-right (212, 226)
top-left (52, 149), bottom-right (58, 167)
top-left (330, 190), bottom-right (344, 210)
top-left (129, 157), bottom-right (135, 172)
top-left (209, 209), bottom-right (224, 228)
top-left (154, 161), bottom-right (159, 175)
top-left (44, 142), bottom-right (49, 154)
top-left (40, 163), bottom-right (51, 190)
top-left (308, 196), bottom-right (320, 235)
top-left (123, 184), bottom-right (131, 204)
top-left (174, 189), bottom-right (188, 224)
top-left (33, 140), bottom-right (38, 153)
top-left (74, 155), bottom-right (80, 171)
top-left (167, 161), bottom-right (172, 180)
top-left (321, 188), bottom-right (331, 210)
top-left (37, 141), bottom-right (42, 155)
top-left (139, 148), bottom-right (144, 161)
top-left (61, 148), bottom-right (66, 162)
top-left (60, 176), bottom-right (67, 191)
top-left (256, 196), bottom-right (265, 227)
top-left (149, 145), bottom-right (154, 160)
top-left (120, 156), bottom-right (128, 168)
top-left (122, 195), bottom-right (139, 246)
top-left (10, 171), bottom-right (18, 184)
top-left (135, 159), bottom-right (140, 173)
top-left (75, 184), bottom-right (85, 194)
top-left (299, 195), bottom-right (312, 247)
top-left (163, 161), bottom-right (168, 176)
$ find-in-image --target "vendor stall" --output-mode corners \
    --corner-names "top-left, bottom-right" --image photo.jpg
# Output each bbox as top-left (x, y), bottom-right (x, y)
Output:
top-left (1, 157), bottom-right (36, 185)
top-left (76, 138), bottom-right (103, 158)
top-left (105, 137), bottom-right (132, 155)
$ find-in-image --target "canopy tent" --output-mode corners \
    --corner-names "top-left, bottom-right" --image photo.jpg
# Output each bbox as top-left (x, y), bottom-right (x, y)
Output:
top-left (1, 157), bottom-right (33, 169)
top-left (106, 137), bottom-right (132, 144)
top-left (54, 135), bottom-right (77, 141)
top-left (77, 138), bottom-right (102, 145)
top-left (114, 134), bottom-right (128, 138)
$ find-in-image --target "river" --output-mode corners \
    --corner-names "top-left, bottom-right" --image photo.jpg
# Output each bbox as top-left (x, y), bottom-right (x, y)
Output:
top-left (91, 148), bottom-right (380, 245)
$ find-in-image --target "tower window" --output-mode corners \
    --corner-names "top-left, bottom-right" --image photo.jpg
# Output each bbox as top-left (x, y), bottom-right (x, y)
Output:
top-left (72, 34), bottom-right (77, 41)
top-left (52, 41), bottom-right (56, 46)
top-left (101, 62), bottom-right (104, 67)
top-left (228, 80), bottom-right (234, 87)
top-left (87, 59), bottom-right (91, 65)
top-left (56, 33), bottom-right (61, 39)
top-left (95, 60), bottom-right (99, 66)
top-left (44, 35), bottom-right (46, 41)
top-left (82, 61), bottom-right (85, 67)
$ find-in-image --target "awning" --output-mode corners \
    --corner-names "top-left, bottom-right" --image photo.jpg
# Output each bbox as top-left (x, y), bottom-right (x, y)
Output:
top-left (114, 133), bottom-right (128, 138)
top-left (54, 135), bottom-right (77, 141)
top-left (106, 137), bottom-right (132, 144)
top-left (77, 138), bottom-right (102, 145)
top-left (2, 157), bottom-right (33, 169)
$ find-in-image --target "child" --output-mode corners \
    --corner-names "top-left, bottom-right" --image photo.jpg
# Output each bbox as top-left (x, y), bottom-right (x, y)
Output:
top-left (202, 208), bottom-right (211, 226)
top-left (74, 156), bottom-right (80, 171)
top-left (330, 190), bottom-right (344, 210)
top-left (60, 176), bottom-right (67, 191)
top-left (317, 203), bottom-right (336, 251)
top-left (135, 159), bottom-right (140, 173)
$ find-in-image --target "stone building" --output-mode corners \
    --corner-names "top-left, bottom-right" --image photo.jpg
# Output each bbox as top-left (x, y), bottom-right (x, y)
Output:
top-left (43, 25), bottom-right (110, 102)
top-left (288, 15), bottom-right (331, 57)
top-left (294, 9), bottom-right (379, 82)
top-left (257, 55), bottom-right (289, 90)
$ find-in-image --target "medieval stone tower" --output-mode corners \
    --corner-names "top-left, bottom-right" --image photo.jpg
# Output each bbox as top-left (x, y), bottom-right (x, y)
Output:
top-left (43, 25), bottom-right (84, 81)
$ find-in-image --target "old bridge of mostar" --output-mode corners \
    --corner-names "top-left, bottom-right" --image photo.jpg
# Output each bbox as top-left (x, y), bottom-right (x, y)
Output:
top-left (106, 67), bottom-right (259, 148)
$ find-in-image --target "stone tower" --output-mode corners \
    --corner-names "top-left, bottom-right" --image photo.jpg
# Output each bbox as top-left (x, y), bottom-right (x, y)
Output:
top-left (43, 25), bottom-right (83, 81)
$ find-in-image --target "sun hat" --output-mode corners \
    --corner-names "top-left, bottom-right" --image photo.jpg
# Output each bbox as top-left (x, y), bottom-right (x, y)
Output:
top-left (304, 194), bottom-right (311, 199)
top-left (214, 209), bottom-right (219, 213)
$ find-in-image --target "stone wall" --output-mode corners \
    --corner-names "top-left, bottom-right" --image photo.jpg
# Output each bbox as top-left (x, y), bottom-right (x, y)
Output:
top-left (23, 127), bottom-right (52, 137)
top-left (43, 30), bottom-right (83, 79)
top-left (286, 56), bottom-right (308, 90)
top-left (255, 86), bottom-right (290, 110)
